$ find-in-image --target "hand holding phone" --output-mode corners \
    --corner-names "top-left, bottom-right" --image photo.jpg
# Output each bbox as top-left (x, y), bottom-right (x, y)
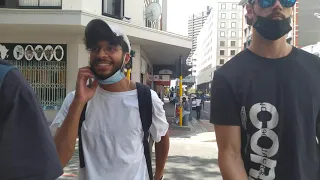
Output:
top-left (74, 66), bottom-right (98, 103)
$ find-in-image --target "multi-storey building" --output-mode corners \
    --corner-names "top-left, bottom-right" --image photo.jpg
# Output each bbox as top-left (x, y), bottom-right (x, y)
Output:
top-left (187, 6), bottom-right (212, 75)
top-left (196, 0), bottom-right (242, 92)
top-left (0, 0), bottom-right (191, 121)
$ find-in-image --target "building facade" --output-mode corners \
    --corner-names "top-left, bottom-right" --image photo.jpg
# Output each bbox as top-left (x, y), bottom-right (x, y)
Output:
top-left (196, 0), bottom-right (242, 92)
top-left (187, 6), bottom-right (212, 75)
top-left (0, 0), bottom-right (191, 121)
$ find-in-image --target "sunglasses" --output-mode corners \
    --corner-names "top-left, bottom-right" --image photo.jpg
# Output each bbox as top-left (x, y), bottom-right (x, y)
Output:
top-left (250, 0), bottom-right (296, 8)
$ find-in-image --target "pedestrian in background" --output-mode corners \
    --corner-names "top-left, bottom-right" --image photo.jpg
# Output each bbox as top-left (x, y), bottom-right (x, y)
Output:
top-left (195, 93), bottom-right (202, 120)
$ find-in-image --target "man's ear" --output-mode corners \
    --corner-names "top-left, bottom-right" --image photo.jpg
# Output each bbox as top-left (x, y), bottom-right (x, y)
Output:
top-left (124, 53), bottom-right (131, 64)
top-left (245, 4), bottom-right (254, 25)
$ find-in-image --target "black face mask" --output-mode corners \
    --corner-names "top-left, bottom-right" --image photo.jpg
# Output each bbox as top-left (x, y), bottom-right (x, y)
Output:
top-left (253, 16), bottom-right (292, 41)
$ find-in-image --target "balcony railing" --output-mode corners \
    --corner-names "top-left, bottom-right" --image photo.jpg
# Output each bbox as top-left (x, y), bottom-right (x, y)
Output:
top-left (19, 0), bottom-right (62, 9)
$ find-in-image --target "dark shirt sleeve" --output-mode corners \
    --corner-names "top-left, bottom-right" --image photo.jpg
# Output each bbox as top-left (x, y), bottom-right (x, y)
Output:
top-left (210, 72), bottom-right (241, 126)
top-left (0, 68), bottom-right (63, 180)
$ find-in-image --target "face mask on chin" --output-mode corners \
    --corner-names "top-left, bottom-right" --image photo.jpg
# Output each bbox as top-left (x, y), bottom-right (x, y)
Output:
top-left (91, 56), bottom-right (126, 85)
top-left (253, 16), bottom-right (292, 41)
top-left (97, 70), bottom-right (125, 85)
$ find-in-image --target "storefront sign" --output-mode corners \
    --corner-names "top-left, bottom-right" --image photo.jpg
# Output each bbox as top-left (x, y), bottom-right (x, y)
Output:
top-left (155, 81), bottom-right (170, 86)
top-left (152, 74), bottom-right (170, 86)
top-left (0, 43), bottom-right (67, 61)
top-left (159, 69), bottom-right (172, 75)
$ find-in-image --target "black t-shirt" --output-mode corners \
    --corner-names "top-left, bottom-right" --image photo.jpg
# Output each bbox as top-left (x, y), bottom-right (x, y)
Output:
top-left (210, 47), bottom-right (320, 180)
top-left (0, 61), bottom-right (63, 179)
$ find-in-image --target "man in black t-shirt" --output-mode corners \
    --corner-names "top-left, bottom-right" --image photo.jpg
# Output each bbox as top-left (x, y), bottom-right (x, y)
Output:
top-left (0, 60), bottom-right (63, 179)
top-left (210, 0), bottom-right (320, 180)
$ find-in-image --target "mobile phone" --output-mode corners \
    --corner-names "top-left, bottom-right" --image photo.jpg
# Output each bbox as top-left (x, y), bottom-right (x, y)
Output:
top-left (87, 78), bottom-right (93, 88)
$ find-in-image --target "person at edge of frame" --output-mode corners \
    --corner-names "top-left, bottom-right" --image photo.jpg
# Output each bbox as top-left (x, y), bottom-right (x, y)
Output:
top-left (210, 0), bottom-right (320, 180)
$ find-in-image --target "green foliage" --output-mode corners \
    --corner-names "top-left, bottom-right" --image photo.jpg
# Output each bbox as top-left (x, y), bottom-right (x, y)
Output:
top-left (188, 88), bottom-right (196, 94)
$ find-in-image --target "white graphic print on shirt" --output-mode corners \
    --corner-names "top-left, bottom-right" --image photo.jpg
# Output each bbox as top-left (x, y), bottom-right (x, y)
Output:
top-left (248, 102), bottom-right (279, 180)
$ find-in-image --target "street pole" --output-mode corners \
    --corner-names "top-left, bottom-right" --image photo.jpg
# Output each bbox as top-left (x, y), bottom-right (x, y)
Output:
top-left (126, 69), bottom-right (131, 80)
top-left (179, 55), bottom-right (183, 126)
top-left (179, 75), bottom-right (183, 126)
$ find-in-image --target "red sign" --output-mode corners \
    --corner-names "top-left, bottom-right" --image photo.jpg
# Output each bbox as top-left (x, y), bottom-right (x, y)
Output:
top-left (155, 81), bottom-right (170, 86)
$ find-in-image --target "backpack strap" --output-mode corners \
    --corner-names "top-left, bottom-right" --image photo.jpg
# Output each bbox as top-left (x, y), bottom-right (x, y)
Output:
top-left (78, 103), bottom-right (87, 168)
top-left (136, 82), bottom-right (153, 180)
top-left (0, 64), bottom-right (16, 142)
top-left (0, 64), bottom-right (16, 90)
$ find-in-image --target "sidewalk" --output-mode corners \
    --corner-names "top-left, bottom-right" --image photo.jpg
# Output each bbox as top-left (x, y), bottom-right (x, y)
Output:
top-left (163, 100), bottom-right (215, 139)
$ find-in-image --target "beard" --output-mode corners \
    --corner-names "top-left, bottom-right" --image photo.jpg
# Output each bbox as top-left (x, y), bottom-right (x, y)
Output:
top-left (89, 56), bottom-right (124, 80)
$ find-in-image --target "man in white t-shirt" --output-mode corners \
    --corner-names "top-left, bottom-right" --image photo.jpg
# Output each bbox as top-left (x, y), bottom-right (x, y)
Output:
top-left (195, 93), bottom-right (202, 120)
top-left (50, 19), bottom-right (169, 180)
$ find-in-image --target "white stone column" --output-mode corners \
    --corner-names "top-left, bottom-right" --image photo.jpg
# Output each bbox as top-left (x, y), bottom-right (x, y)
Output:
top-left (66, 43), bottom-right (88, 93)
top-left (131, 45), bottom-right (141, 83)
top-left (161, 0), bottom-right (168, 31)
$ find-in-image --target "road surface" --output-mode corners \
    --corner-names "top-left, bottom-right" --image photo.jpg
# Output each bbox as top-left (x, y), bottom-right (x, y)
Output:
top-left (58, 134), bottom-right (221, 180)
top-left (192, 101), bottom-right (210, 120)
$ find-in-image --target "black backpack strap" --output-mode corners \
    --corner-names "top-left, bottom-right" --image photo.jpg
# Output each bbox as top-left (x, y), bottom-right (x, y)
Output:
top-left (0, 64), bottom-right (16, 141)
top-left (78, 103), bottom-right (87, 168)
top-left (136, 82), bottom-right (153, 180)
top-left (0, 64), bottom-right (16, 90)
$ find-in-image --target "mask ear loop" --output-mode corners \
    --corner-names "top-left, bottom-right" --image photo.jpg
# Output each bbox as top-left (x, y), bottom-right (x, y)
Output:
top-left (120, 52), bottom-right (128, 72)
top-left (246, 2), bottom-right (256, 26)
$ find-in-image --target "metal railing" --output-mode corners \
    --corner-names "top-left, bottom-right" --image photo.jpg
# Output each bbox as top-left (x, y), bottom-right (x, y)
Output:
top-left (19, 0), bottom-right (62, 9)
top-left (6, 60), bottom-right (66, 109)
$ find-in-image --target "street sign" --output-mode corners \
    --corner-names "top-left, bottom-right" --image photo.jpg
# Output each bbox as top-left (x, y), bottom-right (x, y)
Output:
top-left (177, 76), bottom-right (195, 83)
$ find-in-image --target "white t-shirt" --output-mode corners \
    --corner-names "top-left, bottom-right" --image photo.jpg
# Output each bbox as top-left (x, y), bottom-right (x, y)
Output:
top-left (195, 98), bottom-right (202, 106)
top-left (50, 87), bottom-right (169, 180)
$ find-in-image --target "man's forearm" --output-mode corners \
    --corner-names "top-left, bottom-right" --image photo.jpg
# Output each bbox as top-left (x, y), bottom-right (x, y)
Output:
top-left (218, 152), bottom-right (247, 180)
top-left (154, 132), bottom-right (170, 179)
top-left (54, 99), bottom-right (85, 167)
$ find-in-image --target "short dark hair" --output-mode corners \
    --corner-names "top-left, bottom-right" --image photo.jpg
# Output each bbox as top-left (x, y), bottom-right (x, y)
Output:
top-left (84, 20), bottom-right (129, 53)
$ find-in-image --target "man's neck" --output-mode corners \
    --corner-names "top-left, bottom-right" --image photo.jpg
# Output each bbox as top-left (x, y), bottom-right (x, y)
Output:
top-left (99, 78), bottom-right (131, 92)
top-left (249, 30), bottom-right (292, 59)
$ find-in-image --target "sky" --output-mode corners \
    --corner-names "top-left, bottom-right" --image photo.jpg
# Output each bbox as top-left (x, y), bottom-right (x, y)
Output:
top-left (166, 0), bottom-right (215, 87)
top-left (166, 0), bottom-right (215, 36)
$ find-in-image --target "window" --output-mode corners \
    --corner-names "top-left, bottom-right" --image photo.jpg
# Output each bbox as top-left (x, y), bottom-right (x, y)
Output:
top-left (103, 0), bottom-right (124, 19)
top-left (231, 41), bottom-right (236, 47)
top-left (220, 31), bottom-right (225, 37)
top-left (220, 22), bottom-right (226, 28)
top-left (221, 3), bottom-right (226, 9)
top-left (232, 4), bottom-right (237, 9)
top-left (231, 22), bottom-right (236, 28)
top-left (4, 44), bottom-right (67, 108)
top-left (230, 50), bottom-right (236, 55)
top-left (220, 59), bottom-right (225, 64)
top-left (220, 50), bottom-right (225, 56)
top-left (221, 13), bottom-right (226, 19)
top-left (231, 13), bottom-right (236, 19)
top-left (231, 31), bottom-right (236, 37)
top-left (220, 41), bottom-right (225, 46)
top-left (18, 0), bottom-right (62, 7)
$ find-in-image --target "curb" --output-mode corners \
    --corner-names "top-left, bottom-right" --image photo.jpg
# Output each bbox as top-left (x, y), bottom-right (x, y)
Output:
top-left (170, 123), bottom-right (191, 131)
top-left (191, 117), bottom-right (208, 132)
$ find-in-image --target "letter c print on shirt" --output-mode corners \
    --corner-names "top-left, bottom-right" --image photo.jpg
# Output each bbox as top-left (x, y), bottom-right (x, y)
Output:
top-left (248, 102), bottom-right (279, 180)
